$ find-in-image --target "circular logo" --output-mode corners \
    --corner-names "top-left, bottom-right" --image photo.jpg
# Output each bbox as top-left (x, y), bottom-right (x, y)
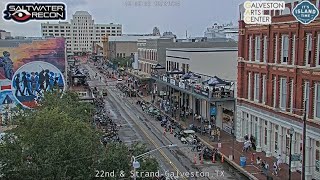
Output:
top-left (11, 61), bottom-right (65, 109)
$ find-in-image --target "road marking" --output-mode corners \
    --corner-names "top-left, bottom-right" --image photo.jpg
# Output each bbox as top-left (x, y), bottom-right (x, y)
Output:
top-left (107, 88), bottom-right (187, 180)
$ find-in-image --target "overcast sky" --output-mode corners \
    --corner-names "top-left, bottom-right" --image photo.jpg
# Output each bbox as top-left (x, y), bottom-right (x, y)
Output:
top-left (0, 0), bottom-right (244, 38)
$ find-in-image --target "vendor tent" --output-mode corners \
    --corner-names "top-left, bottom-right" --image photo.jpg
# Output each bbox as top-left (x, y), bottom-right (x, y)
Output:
top-left (202, 76), bottom-right (229, 86)
top-left (166, 68), bottom-right (184, 74)
top-left (152, 64), bottom-right (165, 69)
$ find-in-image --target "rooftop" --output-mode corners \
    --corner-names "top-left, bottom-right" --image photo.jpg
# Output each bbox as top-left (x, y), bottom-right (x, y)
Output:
top-left (74, 11), bottom-right (91, 16)
top-left (166, 47), bottom-right (238, 52)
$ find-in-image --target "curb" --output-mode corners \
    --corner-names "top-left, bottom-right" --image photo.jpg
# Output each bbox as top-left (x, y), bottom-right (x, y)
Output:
top-left (138, 96), bottom-right (259, 180)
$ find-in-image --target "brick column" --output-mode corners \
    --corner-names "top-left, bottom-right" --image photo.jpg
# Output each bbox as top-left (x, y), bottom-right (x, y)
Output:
top-left (311, 31), bottom-right (316, 67)
top-left (275, 75), bottom-right (280, 108)
top-left (276, 32), bottom-right (281, 64)
top-left (309, 80), bottom-right (315, 119)
top-left (238, 20), bottom-right (245, 59)
top-left (250, 72), bottom-right (254, 101)
top-left (259, 33), bottom-right (263, 62)
top-left (259, 73), bottom-right (263, 103)
top-left (237, 62), bottom-right (245, 98)
top-left (298, 27), bottom-right (305, 66)
top-left (269, 28), bottom-right (274, 63)
top-left (267, 74), bottom-right (273, 107)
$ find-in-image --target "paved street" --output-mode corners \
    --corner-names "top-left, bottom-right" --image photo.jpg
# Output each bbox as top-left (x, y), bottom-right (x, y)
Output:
top-left (84, 63), bottom-right (239, 180)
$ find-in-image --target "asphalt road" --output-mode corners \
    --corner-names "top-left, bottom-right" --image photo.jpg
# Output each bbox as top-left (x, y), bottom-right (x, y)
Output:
top-left (84, 63), bottom-right (236, 180)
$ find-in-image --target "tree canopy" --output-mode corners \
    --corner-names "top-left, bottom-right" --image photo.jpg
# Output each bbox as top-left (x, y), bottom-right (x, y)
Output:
top-left (0, 91), bottom-right (159, 179)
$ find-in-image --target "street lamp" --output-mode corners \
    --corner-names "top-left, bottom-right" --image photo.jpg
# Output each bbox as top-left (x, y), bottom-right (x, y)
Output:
top-left (288, 127), bottom-right (294, 180)
top-left (274, 102), bottom-right (307, 180)
top-left (131, 144), bottom-right (177, 180)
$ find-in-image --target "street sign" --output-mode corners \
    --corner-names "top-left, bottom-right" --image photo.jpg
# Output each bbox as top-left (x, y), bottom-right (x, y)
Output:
top-left (291, 154), bottom-right (301, 161)
top-left (218, 143), bottom-right (221, 148)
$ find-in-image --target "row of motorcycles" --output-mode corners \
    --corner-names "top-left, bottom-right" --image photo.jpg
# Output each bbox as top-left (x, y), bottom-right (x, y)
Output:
top-left (135, 99), bottom-right (219, 161)
top-left (94, 97), bottom-right (122, 146)
top-left (116, 83), bottom-right (137, 97)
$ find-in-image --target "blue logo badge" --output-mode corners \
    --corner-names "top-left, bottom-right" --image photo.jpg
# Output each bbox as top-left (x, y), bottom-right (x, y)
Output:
top-left (293, 0), bottom-right (319, 25)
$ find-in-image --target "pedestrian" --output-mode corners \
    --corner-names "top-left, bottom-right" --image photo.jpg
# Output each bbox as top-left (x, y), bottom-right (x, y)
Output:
top-left (272, 162), bottom-right (278, 176)
top-left (276, 154), bottom-right (282, 171)
top-left (261, 160), bottom-right (266, 175)
top-left (264, 161), bottom-right (269, 175)
top-left (242, 140), bottom-right (250, 152)
top-left (244, 134), bottom-right (248, 141)
top-left (256, 156), bottom-right (261, 165)
top-left (216, 128), bottom-right (221, 142)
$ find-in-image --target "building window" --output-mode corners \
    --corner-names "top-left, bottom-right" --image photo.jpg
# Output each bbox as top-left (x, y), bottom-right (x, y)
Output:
top-left (292, 34), bottom-right (296, 65)
top-left (249, 36), bottom-right (252, 61)
top-left (305, 33), bottom-right (312, 66)
top-left (263, 36), bottom-right (268, 63)
top-left (248, 72), bottom-right (252, 100)
top-left (254, 73), bottom-right (260, 102)
top-left (317, 33), bottom-right (320, 66)
top-left (281, 35), bottom-right (289, 64)
top-left (314, 83), bottom-right (320, 119)
top-left (255, 36), bottom-right (261, 61)
top-left (280, 78), bottom-right (287, 110)
top-left (274, 34), bottom-right (278, 63)
top-left (264, 121), bottom-right (268, 145)
top-left (262, 74), bottom-right (266, 104)
top-left (304, 81), bottom-right (310, 117)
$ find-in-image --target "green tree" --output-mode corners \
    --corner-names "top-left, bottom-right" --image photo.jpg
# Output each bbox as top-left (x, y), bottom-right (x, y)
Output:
top-left (0, 92), bottom-right (159, 179)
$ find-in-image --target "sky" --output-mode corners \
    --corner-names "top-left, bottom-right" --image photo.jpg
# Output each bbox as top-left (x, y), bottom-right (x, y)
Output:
top-left (0, 0), bottom-right (244, 38)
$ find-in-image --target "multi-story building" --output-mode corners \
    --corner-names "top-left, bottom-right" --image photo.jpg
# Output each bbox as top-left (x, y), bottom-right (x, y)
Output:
top-left (237, 1), bottom-right (320, 179)
top-left (0, 30), bottom-right (11, 39)
top-left (108, 35), bottom-right (160, 60)
top-left (204, 22), bottom-right (238, 42)
top-left (138, 38), bottom-right (238, 74)
top-left (41, 11), bottom-right (122, 55)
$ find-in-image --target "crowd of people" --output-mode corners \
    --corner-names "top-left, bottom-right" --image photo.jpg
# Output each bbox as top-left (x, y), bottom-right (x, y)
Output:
top-left (242, 134), bottom-right (283, 177)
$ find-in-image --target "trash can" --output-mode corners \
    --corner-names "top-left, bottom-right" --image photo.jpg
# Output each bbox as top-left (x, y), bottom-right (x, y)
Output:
top-left (240, 156), bottom-right (246, 167)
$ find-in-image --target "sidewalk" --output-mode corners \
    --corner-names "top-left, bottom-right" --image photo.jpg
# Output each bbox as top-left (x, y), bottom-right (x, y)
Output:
top-left (136, 94), bottom-right (301, 180)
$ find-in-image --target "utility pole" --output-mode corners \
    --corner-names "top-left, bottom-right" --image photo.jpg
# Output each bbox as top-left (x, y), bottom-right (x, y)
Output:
top-left (302, 100), bottom-right (307, 180)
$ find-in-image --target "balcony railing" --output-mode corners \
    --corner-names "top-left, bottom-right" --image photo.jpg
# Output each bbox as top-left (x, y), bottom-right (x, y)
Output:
top-left (151, 74), bottom-right (234, 101)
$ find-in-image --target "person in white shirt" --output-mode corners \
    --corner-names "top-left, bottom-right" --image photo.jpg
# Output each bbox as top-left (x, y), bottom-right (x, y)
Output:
top-left (256, 156), bottom-right (261, 165)
top-left (276, 154), bottom-right (282, 171)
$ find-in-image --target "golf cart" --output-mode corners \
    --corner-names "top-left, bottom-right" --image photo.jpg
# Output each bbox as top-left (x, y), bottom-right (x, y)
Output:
top-left (180, 130), bottom-right (195, 144)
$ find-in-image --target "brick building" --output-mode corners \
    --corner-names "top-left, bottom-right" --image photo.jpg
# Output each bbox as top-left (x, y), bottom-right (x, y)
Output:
top-left (237, 0), bottom-right (320, 179)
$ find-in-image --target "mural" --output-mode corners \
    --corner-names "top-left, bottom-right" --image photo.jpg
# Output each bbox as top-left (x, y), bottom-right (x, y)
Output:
top-left (0, 38), bottom-right (65, 111)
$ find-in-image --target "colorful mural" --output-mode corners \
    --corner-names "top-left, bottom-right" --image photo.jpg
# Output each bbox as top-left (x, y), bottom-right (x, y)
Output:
top-left (0, 38), bottom-right (66, 110)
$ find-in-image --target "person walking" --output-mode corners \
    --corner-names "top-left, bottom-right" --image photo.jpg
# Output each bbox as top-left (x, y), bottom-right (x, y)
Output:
top-left (272, 162), bottom-right (278, 176)
top-left (276, 154), bottom-right (282, 171)
top-left (264, 161), bottom-right (269, 176)
top-left (256, 156), bottom-right (261, 165)
top-left (216, 128), bottom-right (221, 142)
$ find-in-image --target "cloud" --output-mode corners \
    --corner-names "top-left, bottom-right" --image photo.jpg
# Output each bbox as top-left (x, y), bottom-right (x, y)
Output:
top-left (0, 0), bottom-right (244, 38)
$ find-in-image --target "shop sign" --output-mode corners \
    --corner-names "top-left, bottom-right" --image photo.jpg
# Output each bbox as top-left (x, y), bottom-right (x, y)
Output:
top-left (210, 107), bottom-right (216, 115)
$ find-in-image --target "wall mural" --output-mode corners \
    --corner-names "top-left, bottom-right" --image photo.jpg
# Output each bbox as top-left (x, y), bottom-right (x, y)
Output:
top-left (0, 38), bottom-right (65, 118)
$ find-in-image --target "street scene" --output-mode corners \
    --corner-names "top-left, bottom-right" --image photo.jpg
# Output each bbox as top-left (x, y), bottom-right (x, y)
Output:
top-left (1, 0), bottom-right (320, 180)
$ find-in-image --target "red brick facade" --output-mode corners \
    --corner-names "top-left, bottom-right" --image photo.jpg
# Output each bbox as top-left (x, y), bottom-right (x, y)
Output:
top-left (237, 1), bottom-right (320, 129)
